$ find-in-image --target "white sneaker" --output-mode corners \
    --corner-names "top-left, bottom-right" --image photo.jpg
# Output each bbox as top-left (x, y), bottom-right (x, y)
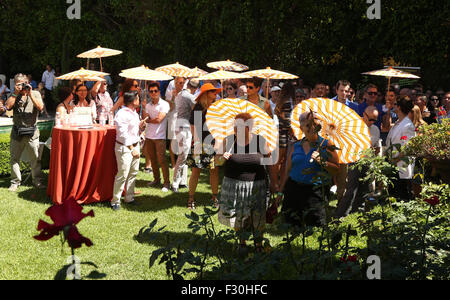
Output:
top-left (161, 187), bottom-right (170, 193)
top-left (8, 184), bottom-right (19, 192)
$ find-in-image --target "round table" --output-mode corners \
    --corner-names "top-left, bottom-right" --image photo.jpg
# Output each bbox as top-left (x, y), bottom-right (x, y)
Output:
top-left (47, 125), bottom-right (117, 205)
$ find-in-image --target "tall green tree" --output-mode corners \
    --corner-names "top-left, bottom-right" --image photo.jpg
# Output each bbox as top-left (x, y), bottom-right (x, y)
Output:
top-left (0, 0), bottom-right (448, 90)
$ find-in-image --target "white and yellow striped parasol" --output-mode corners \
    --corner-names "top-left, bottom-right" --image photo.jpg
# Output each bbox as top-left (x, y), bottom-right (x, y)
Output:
top-left (291, 98), bottom-right (371, 164)
top-left (77, 46), bottom-right (123, 59)
top-left (155, 62), bottom-right (197, 78)
top-left (244, 67), bottom-right (299, 80)
top-left (362, 67), bottom-right (420, 93)
top-left (206, 98), bottom-right (278, 152)
top-left (120, 65), bottom-right (173, 81)
top-left (362, 67), bottom-right (421, 79)
top-left (190, 67), bottom-right (208, 77)
top-left (207, 60), bottom-right (249, 72)
top-left (244, 67), bottom-right (299, 98)
top-left (197, 70), bottom-right (251, 81)
top-left (77, 46), bottom-right (122, 72)
top-left (198, 70), bottom-right (251, 98)
top-left (56, 68), bottom-right (109, 82)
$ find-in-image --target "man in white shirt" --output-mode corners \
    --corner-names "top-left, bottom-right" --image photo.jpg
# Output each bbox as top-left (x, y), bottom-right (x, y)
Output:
top-left (172, 78), bottom-right (199, 192)
top-left (143, 82), bottom-right (171, 192)
top-left (165, 77), bottom-right (186, 169)
top-left (334, 106), bottom-right (380, 218)
top-left (41, 64), bottom-right (55, 111)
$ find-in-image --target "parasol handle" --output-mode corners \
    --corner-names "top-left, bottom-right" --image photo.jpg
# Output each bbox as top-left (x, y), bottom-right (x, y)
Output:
top-left (309, 137), bottom-right (327, 164)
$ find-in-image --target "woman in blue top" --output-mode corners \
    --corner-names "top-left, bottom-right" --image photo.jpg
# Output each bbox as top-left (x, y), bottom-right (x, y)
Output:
top-left (277, 111), bottom-right (339, 227)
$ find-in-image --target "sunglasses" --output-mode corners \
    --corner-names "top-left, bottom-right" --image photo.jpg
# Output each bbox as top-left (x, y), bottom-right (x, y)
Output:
top-left (149, 90), bottom-right (159, 94)
top-left (367, 92), bottom-right (378, 96)
top-left (431, 98), bottom-right (439, 101)
top-left (246, 85), bottom-right (255, 90)
top-left (132, 84), bottom-right (139, 88)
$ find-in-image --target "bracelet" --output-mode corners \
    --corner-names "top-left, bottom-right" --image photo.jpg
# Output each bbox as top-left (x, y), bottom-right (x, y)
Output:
top-left (11, 93), bottom-right (18, 98)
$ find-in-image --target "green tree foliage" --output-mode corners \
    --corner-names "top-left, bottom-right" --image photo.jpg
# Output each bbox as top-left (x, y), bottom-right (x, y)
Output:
top-left (0, 0), bottom-right (448, 89)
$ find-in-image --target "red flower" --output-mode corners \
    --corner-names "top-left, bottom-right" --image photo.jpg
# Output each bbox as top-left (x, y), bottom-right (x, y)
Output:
top-left (347, 255), bottom-right (358, 262)
top-left (34, 197), bottom-right (94, 249)
top-left (424, 195), bottom-right (440, 206)
top-left (340, 255), bottom-right (358, 263)
top-left (400, 136), bottom-right (408, 141)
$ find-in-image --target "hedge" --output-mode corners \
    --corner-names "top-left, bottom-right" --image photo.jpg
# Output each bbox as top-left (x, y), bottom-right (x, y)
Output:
top-left (0, 130), bottom-right (52, 177)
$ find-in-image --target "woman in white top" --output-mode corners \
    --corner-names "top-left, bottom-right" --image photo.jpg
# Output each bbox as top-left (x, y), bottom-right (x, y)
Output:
top-left (386, 95), bottom-right (415, 200)
top-left (71, 84), bottom-right (97, 122)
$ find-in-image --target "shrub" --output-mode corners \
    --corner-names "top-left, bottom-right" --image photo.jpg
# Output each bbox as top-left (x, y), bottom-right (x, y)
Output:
top-left (404, 119), bottom-right (450, 160)
top-left (0, 129), bottom-right (52, 177)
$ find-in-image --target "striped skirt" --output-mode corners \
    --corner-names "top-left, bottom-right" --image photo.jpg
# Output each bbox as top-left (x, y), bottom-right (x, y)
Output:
top-left (218, 177), bottom-right (267, 230)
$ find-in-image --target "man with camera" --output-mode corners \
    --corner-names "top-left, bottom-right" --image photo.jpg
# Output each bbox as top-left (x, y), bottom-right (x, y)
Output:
top-left (5, 74), bottom-right (45, 192)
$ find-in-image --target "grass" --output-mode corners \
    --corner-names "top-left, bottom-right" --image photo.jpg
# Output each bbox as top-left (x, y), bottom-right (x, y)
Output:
top-left (0, 160), bottom-right (366, 280)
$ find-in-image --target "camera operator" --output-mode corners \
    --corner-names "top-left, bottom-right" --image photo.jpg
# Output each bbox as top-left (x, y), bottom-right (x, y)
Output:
top-left (5, 73), bottom-right (45, 192)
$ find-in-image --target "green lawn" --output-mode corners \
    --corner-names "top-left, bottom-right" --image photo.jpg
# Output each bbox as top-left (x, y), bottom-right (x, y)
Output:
top-left (0, 163), bottom-right (364, 280)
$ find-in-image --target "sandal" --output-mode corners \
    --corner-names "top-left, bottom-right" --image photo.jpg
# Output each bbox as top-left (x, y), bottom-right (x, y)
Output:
top-left (212, 194), bottom-right (219, 208)
top-left (188, 195), bottom-right (196, 210)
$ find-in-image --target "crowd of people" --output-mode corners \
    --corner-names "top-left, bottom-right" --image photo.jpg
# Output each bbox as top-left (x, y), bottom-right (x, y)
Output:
top-left (2, 65), bottom-right (450, 251)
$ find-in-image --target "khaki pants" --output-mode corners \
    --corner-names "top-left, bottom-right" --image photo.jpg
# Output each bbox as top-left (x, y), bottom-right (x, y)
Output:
top-left (10, 133), bottom-right (42, 186)
top-left (172, 128), bottom-right (191, 189)
top-left (112, 143), bottom-right (140, 205)
top-left (145, 139), bottom-right (170, 186)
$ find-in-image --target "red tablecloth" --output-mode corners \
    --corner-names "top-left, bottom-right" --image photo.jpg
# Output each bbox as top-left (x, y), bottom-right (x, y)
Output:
top-left (47, 125), bottom-right (117, 205)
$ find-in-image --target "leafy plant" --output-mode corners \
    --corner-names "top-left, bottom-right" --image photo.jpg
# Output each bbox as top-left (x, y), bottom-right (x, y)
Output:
top-left (404, 119), bottom-right (450, 161)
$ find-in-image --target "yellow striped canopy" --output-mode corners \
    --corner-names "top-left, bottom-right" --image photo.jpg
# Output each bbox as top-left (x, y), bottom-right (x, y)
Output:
top-left (206, 98), bottom-right (278, 152)
top-left (56, 68), bottom-right (109, 81)
top-left (362, 67), bottom-right (420, 79)
top-left (155, 62), bottom-right (197, 78)
top-left (120, 65), bottom-right (173, 81)
top-left (207, 60), bottom-right (249, 72)
top-left (291, 98), bottom-right (371, 164)
top-left (244, 67), bottom-right (299, 80)
top-left (190, 67), bottom-right (208, 77)
top-left (77, 46), bottom-right (123, 59)
top-left (197, 70), bottom-right (251, 81)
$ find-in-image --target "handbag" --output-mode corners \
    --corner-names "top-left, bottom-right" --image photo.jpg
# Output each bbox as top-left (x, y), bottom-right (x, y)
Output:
top-left (15, 126), bottom-right (37, 137)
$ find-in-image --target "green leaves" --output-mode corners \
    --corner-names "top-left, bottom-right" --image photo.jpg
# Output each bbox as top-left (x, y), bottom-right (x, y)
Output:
top-left (1, 0), bottom-right (448, 89)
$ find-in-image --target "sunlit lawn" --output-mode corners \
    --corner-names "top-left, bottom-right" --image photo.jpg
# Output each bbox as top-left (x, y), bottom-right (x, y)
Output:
top-left (0, 159), bottom-right (365, 280)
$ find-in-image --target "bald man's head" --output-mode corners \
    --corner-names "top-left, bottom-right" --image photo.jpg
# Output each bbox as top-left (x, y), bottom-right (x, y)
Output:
top-left (363, 106), bottom-right (379, 126)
